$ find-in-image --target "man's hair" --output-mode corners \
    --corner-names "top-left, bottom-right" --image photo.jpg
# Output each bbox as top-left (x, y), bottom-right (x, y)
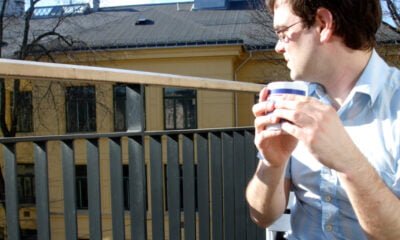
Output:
top-left (267, 0), bottom-right (382, 50)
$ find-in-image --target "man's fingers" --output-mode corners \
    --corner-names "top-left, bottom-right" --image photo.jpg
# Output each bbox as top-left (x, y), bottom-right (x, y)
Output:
top-left (252, 99), bottom-right (276, 117)
top-left (258, 87), bottom-right (270, 103)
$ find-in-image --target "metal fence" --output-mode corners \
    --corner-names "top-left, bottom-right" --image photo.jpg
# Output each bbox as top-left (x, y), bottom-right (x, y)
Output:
top-left (0, 59), bottom-right (265, 240)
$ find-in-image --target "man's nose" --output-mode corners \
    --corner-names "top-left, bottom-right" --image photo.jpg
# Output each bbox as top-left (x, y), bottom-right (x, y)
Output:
top-left (275, 40), bottom-right (285, 53)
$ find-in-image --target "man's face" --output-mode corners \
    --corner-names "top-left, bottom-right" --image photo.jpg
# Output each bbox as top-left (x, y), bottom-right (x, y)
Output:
top-left (272, 1), bottom-right (319, 81)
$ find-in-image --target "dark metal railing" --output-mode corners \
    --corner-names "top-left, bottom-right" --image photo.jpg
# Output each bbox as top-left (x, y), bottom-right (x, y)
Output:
top-left (0, 59), bottom-right (265, 240)
top-left (1, 128), bottom-right (265, 240)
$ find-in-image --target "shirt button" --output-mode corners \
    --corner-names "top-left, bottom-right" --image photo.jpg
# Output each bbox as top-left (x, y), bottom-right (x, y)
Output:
top-left (325, 224), bottom-right (333, 232)
top-left (325, 195), bottom-right (332, 202)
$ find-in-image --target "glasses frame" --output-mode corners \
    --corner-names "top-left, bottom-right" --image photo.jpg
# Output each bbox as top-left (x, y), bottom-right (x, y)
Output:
top-left (274, 21), bottom-right (303, 43)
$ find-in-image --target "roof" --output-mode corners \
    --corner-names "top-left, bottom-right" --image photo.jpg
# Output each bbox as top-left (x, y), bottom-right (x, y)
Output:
top-left (2, 2), bottom-right (400, 58)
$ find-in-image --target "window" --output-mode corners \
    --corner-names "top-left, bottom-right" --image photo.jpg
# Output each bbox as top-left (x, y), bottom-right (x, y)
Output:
top-left (164, 88), bottom-right (197, 130)
top-left (164, 164), bottom-right (198, 211)
top-left (75, 164), bottom-right (148, 211)
top-left (76, 165), bottom-right (88, 209)
top-left (65, 86), bottom-right (96, 133)
top-left (10, 91), bottom-right (33, 132)
top-left (17, 164), bottom-right (35, 204)
top-left (123, 165), bottom-right (129, 210)
top-left (113, 85), bottom-right (126, 131)
top-left (20, 229), bottom-right (37, 240)
top-left (15, 91), bottom-right (33, 132)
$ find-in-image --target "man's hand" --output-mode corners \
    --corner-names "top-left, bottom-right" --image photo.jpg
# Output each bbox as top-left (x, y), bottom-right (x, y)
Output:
top-left (272, 94), bottom-right (358, 172)
top-left (253, 87), bottom-right (298, 167)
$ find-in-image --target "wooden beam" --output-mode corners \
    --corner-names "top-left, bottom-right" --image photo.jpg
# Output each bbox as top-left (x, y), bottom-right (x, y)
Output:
top-left (0, 58), bottom-right (263, 93)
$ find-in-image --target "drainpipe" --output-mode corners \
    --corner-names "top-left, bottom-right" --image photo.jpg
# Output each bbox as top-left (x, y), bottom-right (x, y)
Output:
top-left (233, 51), bottom-right (253, 127)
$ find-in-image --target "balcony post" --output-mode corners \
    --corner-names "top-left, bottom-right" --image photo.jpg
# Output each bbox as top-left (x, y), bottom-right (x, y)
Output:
top-left (86, 139), bottom-right (102, 239)
top-left (150, 136), bottom-right (164, 240)
top-left (128, 136), bottom-right (147, 240)
top-left (109, 138), bottom-right (125, 240)
top-left (61, 140), bottom-right (78, 240)
top-left (34, 142), bottom-right (51, 240)
top-left (3, 143), bottom-right (20, 240)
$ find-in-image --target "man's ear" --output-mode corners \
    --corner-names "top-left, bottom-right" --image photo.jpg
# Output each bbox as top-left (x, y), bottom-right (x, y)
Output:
top-left (315, 8), bottom-right (334, 43)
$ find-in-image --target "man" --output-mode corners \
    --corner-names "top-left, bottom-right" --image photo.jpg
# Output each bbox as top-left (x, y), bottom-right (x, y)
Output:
top-left (245, 0), bottom-right (400, 239)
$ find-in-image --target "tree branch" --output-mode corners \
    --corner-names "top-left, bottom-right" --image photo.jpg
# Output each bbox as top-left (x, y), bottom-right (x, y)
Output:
top-left (386, 0), bottom-right (400, 29)
top-left (0, 0), bottom-right (7, 57)
top-left (0, 78), bottom-right (11, 137)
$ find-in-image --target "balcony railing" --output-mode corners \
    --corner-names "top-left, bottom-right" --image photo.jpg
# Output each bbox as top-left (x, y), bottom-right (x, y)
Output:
top-left (0, 59), bottom-right (265, 240)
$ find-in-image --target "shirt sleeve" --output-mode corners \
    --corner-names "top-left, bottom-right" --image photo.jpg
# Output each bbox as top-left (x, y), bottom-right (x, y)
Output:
top-left (394, 158), bottom-right (400, 197)
top-left (391, 86), bottom-right (400, 197)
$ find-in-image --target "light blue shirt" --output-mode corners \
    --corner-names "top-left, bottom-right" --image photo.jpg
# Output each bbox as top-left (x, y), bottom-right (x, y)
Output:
top-left (286, 50), bottom-right (400, 240)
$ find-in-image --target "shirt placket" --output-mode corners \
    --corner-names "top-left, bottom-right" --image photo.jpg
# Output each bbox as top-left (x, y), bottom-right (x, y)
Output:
top-left (320, 166), bottom-right (338, 239)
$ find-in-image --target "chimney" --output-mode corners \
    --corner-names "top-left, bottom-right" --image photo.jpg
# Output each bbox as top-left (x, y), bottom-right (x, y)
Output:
top-left (93, 0), bottom-right (99, 12)
top-left (1, 0), bottom-right (25, 17)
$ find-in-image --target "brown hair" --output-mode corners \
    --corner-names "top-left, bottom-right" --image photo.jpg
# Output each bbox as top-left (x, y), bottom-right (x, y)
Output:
top-left (267, 0), bottom-right (382, 50)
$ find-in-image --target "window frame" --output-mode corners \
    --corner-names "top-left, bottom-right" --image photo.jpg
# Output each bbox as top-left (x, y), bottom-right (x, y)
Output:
top-left (10, 91), bottom-right (33, 133)
top-left (164, 163), bottom-right (198, 212)
top-left (17, 163), bottom-right (35, 205)
top-left (75, 165), bottom-right (88, 210)
top-left (65, 86), bottom-right (96, 133)
top-left (75, 164), bottom-right (148, 211)
top-left (163, 88), bottom-right (197, 130)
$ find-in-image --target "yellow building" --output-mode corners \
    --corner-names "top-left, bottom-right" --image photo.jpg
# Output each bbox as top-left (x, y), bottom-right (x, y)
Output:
top-left (0, 1), bottom-right (399, 239)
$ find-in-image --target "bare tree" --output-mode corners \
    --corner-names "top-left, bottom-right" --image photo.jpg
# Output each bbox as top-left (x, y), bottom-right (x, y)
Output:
top-left (384, 0), bottom-right (400, 30)
top-left (0, 0), bottom-right (93, 237)
top-left (0, 0), bottom-right (84, 137)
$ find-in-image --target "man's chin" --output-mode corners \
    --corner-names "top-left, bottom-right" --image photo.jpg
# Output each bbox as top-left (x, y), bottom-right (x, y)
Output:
top-left (289, 71), bottom-right (307, 81)
top-left (289, 72), bottom-right (299, 81)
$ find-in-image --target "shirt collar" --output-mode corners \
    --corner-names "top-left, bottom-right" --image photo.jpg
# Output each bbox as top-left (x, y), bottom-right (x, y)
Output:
top-left (351, 49), bottom-right (390, 106)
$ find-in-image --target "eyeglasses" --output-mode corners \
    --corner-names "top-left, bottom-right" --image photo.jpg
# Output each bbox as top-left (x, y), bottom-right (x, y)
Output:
top-left (274, 21), bottom-right (303, 43)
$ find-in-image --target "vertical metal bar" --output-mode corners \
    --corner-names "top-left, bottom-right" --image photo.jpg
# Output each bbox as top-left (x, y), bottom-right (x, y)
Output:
top-left (196, 133), bottom-right (210, 240)
top-left (34, 142), bottom-right (51, 240)
top-left (86, 139), bottom-right (102, 240)
top-left (182, 134), bottom-right (196, 240)
top-left (128, 136), bottom-right (147, 240)
top-left (3, 143), bottom-right (20, 240)
top-left (126, 82), bottom-right (147, 239)
top-left (126, 84), bottom-right (145, 132)
top-left (166, 135), bottom-right (181, 240)
top-left (209, 133), bottom-right (223, 240)
top-left (150, 136), bottom-right (164, 240)
top-left (233, 132), bottom-right (246, 240)
top-left (252, 132), bottom-right (266, 240)
top-left (244, 131), bottom-right (265, 240)
top-left (109, 138), bottom-right (125, 240)
top-left (222, 132), bottom-right (234, 240)
top-left (61, 140), bottom-right (77, 240)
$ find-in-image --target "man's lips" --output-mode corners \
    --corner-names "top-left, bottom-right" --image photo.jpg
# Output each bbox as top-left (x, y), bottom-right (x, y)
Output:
top-left (284, 55), bottom-right (289, 62)
top-left (284, 56), bottom-right (289, 63)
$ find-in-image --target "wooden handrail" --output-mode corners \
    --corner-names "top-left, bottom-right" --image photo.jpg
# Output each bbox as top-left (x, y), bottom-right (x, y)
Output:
top-left (0, 58), bottom-right (264, 93)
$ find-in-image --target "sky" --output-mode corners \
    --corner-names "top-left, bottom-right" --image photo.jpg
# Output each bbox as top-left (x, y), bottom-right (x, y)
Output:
top-left (29, 0), bottom-right (398, 27)
top-left (35, 0), bottom-right (192, 8)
